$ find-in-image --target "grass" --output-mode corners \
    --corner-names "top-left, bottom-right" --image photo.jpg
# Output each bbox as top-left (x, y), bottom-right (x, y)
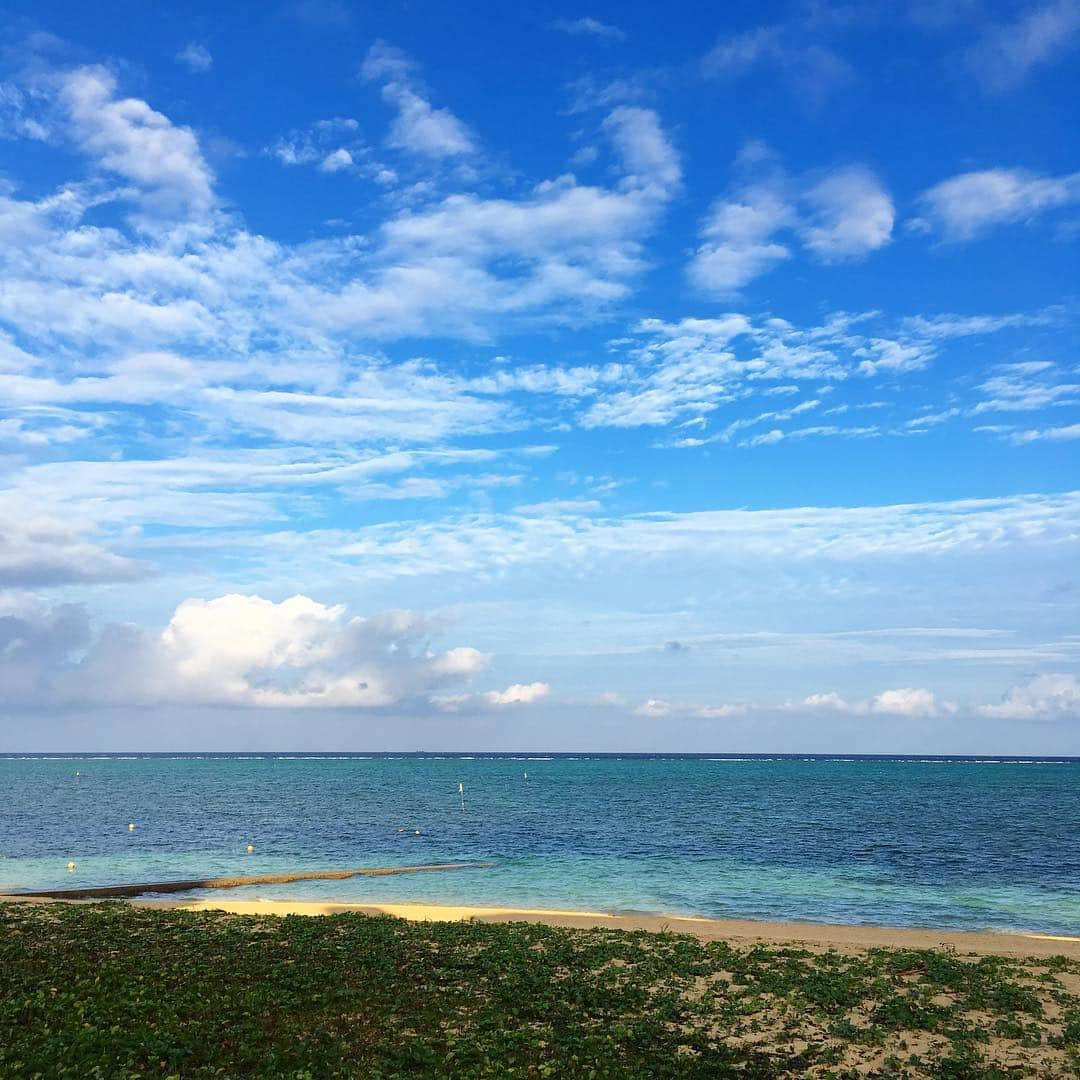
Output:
top-left (1, 901), bottom-right (1078, 1078)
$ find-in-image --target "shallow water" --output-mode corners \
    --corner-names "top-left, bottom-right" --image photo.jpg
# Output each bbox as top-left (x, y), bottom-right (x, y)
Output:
top-left (2, 753), bottom-right (1079, 934)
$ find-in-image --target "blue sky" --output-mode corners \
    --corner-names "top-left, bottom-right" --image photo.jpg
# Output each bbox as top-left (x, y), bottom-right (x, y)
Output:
top-left (0, 0), bottom-right (1078, 751)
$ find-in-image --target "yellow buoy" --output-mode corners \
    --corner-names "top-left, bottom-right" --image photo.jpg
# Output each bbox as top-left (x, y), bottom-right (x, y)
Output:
top-left (128, 823), bottom-right (135, 831)
top-left (246, 844), bottom-right (255, 854)
top-left (67, 861), bottom-right (76, 872)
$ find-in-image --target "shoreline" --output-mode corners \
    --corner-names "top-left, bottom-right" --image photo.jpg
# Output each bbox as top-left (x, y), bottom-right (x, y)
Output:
top-left (4, 893), bottom-right (1078, 958)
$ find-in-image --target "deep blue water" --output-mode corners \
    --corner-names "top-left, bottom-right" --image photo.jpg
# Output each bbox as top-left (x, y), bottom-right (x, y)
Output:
top-left (2, 753), bottom-right (1079, 935)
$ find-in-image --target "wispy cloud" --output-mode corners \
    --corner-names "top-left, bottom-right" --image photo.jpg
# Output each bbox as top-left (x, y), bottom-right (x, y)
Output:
top-left (916, 167), bottom-right (1080, 240)
top-left (176, 43), bottom-right (212, 73)
top-left (965, 0), bottom-right (1080, 92)
top-left (362, 42), bottom-right (476, 159)
top-left (689, 159), bottom-right (893, 294)
top-left (701, 24), bottom-right (851, 108)
top-left (553, 17), bottom-right (625, 41)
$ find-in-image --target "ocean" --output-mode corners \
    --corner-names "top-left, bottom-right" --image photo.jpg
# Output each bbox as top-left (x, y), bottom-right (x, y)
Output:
top-left (2, 753), bottom-right (1078, 935)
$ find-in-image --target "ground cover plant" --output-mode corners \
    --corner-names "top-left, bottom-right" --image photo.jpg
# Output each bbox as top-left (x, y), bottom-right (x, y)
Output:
top-left (1, 902), bottom-right (1078, 1078)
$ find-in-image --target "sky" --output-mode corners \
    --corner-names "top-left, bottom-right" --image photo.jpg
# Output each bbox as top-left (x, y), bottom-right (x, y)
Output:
top-left (0, 0), bottom-right (1078, 752)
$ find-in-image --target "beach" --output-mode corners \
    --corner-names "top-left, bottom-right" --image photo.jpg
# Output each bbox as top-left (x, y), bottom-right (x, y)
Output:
top-left (4, 892), bottom-right (1079, 959)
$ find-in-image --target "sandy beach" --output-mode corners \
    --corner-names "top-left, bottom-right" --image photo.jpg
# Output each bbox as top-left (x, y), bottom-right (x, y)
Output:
top-left (4, 893), bottom-right (1077, 959)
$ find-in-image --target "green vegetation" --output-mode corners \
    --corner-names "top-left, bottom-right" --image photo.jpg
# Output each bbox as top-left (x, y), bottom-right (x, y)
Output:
top-left (1, 902), bottom-right (1078, 1078)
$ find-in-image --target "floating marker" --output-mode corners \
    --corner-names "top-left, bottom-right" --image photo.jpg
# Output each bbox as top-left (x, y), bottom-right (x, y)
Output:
top-left (246, 844), bottom-right (254, 854)
top-left (414, 829), bottom-right (421, 836)
top-left (397, 827), bottom-right (405, 833)
top-left (128, 823), bottom-right (135, 832)
top-left (524, 771), bottom-right (528, 781)
top-left (459, 781), bottom-right (465, 812)
top-left (67, 861), bottom-right (76, 872)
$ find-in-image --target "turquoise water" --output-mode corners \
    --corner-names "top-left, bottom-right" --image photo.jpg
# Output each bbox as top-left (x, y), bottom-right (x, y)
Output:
top-left (2, 754), bottom-right (1079, 935)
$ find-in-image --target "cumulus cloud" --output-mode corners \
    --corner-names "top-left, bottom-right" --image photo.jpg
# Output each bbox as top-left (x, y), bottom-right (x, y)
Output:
top-left (0, 594), bottom-right (493, 710)
top-left (634, 697), bottom-right (746, 719)
top-left (797, 687), bottom-right (952, 717)
top-left (634, 697), bottom-right (671, 717)
top-left (483, 681), bottom-right (551, 705)
top-left (917, 168), bottom-right (1080, 240)
top-left (978, 673), bottom-right (1080, 720)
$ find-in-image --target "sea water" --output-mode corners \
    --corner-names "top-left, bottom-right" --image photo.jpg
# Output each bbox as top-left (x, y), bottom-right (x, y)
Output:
top-left (2, 754), bottom-right (1078, 935)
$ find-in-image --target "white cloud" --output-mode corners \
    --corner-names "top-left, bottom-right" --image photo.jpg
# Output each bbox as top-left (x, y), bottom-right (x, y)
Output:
top-left (176, 43), bottom-right (213, 73)
top-left (58, 66), bottom-right (215, 227)
top-left (565, 74), bottom-right (650, 114)
top-left (978, 673), bottom-right (1080, 720)
top-left (331, 490), bottom-right (1080, 582)
top-left (918, 167), bottom-right (1080, 240)
top-left (0, 594), bottom-right (493, 710)
top-left (974, 362), bottom-right (1080, 414)
top-left (319, 147), bottom-right (353, 172)
top-left (0, 447), bottom-right (525, 537)
top-left (432, 646), bottom-right (491, 675)
top-left (798, 167), bottom-right (894, 259)
top-left (553, 17), bottom-right (625, 41)
top-left (688, 184), bottom-right (793, 294)
top-left (266, 118), bottom-right (369, 176)
top-left (362, 42), bottom-right (475, 159)
top-left (798, 687), bottom-right (951, 717)
top-left (483, 681), bottom-right (551, 705)
top-left (634, 697), bottom-right (671, 717)
top-left (742, 423), bottom-right (878, 448)
top-left (0, 62), bottom-right (681, 372)
top-left (580, 310), bottom-right (940, 431)
top-left (384, 85), bottom-right (475, 158)
top-left (965, 0), bottom-right (1080, 92)
top-left (701, 25), bottom-right (851, 108)
top-left (602, 107), bottom-right (681, 192)
top-left (690, 164), bottom-right (892, 294)
top-left (871, 687), bottom-right (947, 717)
top-left (0, 516), bottom-right (145, 587)
top-left (901, 311), bottom-right (1058, 339)
top-left (1011, 422), bottom-right (1080, 443)
top-left (693, 703), bottom-right (747, 719)
top-left (634, 697), bottom-right (746, 719)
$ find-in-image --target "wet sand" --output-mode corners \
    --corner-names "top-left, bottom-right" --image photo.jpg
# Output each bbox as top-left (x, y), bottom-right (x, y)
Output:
top-left (4, 894), bottom-right (1077, 958)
